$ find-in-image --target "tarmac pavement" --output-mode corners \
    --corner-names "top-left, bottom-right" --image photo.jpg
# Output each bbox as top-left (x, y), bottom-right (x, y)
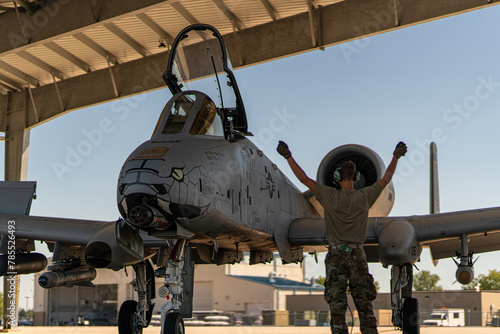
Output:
top-left (2, 326), bottom-right (500, 334)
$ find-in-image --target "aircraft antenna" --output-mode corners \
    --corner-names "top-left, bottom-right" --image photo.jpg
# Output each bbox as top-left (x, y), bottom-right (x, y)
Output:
top-left (210, 55), bottom-right (224, 109)
top-left (430, 142), bottom-right (440, 214)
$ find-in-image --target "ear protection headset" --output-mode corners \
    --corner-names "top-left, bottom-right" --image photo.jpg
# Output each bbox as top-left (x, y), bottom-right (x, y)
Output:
top-left (333, 162), bottom-right (360, 183)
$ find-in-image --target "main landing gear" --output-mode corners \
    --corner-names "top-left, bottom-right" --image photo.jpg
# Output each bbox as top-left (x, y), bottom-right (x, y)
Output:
top-left (391, 263), bottom-right (419, 334)
top-left (118, 239), bottom-right (193, 334)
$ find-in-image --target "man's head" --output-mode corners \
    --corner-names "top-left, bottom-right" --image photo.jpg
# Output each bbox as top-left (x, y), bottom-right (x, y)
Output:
top-left (340, 160), bottom-right (356, 181)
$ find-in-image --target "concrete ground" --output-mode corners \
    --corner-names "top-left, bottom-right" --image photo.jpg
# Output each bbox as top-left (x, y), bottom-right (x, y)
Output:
top-left (1, 326), bottom-right (500, 334)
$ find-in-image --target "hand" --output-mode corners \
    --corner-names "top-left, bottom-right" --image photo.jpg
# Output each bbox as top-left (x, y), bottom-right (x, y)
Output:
top-left (277, 141), bottom-right (292, 159)
top-left (393, 141), bottom-right (407, 159)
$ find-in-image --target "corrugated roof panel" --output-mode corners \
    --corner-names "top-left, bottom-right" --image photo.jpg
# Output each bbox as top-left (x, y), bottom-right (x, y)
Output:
top-left (177, 1), bottom-right (233, 31)
top-left (111, 16), bottom-right (158, 56)
top-left (271, 0), bottom-right (309, 19)
top-left (225, 0), bottom-right (271, 28)
top-left (55, 35), bottom-right (109, 73)
top-left (0, 70), bottom-right (24, 89)
top-left (144, 4), bottom-right (197, 43)
top-left (84, 25), bottom-right (141, 64)
top-left (21, 44), bottom-right (88, 80)
top-left (0, 0), bottom-right (349, 94)
top-left (1, 53), bottom-right (49, 85)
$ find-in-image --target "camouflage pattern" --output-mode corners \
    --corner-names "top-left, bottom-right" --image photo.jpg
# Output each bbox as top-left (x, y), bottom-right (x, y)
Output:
top-left (324, 247), bottom-right (378, 334)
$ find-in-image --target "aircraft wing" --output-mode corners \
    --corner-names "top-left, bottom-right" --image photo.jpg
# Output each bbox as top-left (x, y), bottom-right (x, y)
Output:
top-left (289, 206), bottom-right (500, 260)
top-left (408, 207), bottom-right (500, 260)
top-left (0, 213), bottom-right (167, 247)
top-left (0, 213), bottom-right (112, 245)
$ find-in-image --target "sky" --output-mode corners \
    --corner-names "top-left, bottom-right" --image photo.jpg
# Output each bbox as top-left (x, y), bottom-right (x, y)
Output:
top-left (2, 5), bottom-right (500, 308)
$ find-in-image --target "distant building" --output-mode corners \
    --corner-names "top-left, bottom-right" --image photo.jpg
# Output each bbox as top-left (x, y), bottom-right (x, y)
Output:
top-left (33, 255), bottom-right (323, 326)
top-left (287, 290), bottom-right (500, 326)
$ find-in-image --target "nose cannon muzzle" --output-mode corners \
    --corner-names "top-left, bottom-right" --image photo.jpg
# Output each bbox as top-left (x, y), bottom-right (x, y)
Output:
top-left (128, 205), bottom-right (170, 229)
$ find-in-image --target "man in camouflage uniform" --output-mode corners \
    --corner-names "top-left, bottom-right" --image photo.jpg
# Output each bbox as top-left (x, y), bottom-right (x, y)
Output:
top-left (277, 141), bottom-right (407, 334)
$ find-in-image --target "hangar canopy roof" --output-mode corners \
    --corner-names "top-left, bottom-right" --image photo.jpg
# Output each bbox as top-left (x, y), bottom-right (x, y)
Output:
top-left (0, 0), bottom-right (499, 131)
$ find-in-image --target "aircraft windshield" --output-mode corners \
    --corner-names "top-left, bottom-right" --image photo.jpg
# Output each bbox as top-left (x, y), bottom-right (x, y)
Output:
top-left (428, 314), bottom-right (443, 320)
top-left (161, 93), bottom-right (196, 134)
top-left (163, 24), bottom-right (248, 135)
top-left (166, 27), bottom-right (237, 110)
top-left (190, 97), bottom-right (224, 136)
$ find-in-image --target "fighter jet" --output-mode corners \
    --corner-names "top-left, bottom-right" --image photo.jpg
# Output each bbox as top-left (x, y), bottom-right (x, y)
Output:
top-left (2, 24), bottom-right (500, 334)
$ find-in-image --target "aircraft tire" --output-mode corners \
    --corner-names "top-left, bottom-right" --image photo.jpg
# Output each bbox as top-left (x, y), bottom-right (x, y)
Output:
top-left (164, 312), bottom-right (184, 334)
top-left (402, 297), bottom-right (419, 334)
top-left (118, 300), bottom-right (143, 334)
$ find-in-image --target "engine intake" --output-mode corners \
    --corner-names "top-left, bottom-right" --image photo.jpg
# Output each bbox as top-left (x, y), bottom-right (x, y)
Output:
top-left (316, 144), bottom-right (395, 217)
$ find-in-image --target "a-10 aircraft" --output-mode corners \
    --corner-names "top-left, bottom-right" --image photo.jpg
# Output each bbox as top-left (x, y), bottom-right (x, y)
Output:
top-left (2, 24), bottom-right (500, 334)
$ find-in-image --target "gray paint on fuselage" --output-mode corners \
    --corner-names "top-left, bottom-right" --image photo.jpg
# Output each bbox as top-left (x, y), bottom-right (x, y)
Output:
top-left (118, 132), bottom-right (319, 252)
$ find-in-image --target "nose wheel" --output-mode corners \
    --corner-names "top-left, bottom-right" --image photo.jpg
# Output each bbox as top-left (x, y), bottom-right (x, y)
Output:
top-left (164, 312), bottom-right (185, 334)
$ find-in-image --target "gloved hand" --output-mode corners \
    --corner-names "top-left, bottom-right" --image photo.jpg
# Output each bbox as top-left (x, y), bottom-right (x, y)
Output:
top-left (277, 141), bottom-right (292, 159)
top-left (393, 141), bottom-right (407, 159)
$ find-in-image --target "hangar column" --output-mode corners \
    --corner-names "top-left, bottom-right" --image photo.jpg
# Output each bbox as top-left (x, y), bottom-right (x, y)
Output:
top-left (2, 90), bottom-right (31, 329)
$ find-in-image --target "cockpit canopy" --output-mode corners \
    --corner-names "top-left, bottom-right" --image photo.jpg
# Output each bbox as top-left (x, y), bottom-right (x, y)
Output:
top-left (153, 91), bottom-right (225, 138)
top-left (162, 24), bottom-right (248, 135)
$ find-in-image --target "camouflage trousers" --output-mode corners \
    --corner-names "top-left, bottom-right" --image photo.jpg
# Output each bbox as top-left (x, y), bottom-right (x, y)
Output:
top-left (324, 246), bottom-right (378, 334)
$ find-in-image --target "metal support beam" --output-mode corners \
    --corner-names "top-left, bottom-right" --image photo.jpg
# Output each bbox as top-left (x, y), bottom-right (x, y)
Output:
top-left (106, 57), bottom-right (119, 98)
top-left (16, 50), bottom-right (66, 80)
top-left (0, 74), bottom-right (22, 91)
top-left (104, 23), bottom-right (152, 58)
top-left (0, 0), bottom-right (177, 54)
top-left (2, 85), bottom-right (29, 331)
top-left (74, 32), bottom-right (120, 65)
top-left (211, 0), bottom-right (245, 30)
top-left (45, 41), bottom-right (93, 73)
top-left (258, 0), bottom-right (281, 21)
top-left (305, 0), bottom-right (318, 47)
top-left (136, 12), bottom-right (174, 44)
top-left (4, 89), bottom-right (30, 180)
top-left (0, 59), bottom-right (39, 87)
top-left (170, 2), bottom-right (199, 25)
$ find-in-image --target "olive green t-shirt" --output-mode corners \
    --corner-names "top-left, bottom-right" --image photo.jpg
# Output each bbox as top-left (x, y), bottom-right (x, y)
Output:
top-left (315, 182), bottom-right (382, 244)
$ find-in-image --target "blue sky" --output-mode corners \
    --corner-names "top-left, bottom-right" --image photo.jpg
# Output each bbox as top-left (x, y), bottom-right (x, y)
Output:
top-left (2, 5), bottom-right (500, 305)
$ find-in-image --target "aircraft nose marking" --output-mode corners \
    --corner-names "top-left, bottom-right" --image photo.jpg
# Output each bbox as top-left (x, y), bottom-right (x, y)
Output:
top-left (170, 167), bottom-right (184, 182)
top-left (136, 146), bottom-right (169, 159)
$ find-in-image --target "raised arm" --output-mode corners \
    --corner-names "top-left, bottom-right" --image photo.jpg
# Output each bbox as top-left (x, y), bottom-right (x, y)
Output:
top-left (277, 141), bottom-right (317, 193)
top-left (377, 141), bottom-right (407, 190)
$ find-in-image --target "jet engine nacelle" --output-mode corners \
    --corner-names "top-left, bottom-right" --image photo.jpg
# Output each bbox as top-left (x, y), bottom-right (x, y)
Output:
top-left (316, 144), bottom-right (395, 217)
top-left (456, 265), bottom-right (474, 285)
top-left (38, 267), bottom-right (96, 289)
top-left (0, 252), bottom-right (47, 276)
top-left (85, 223), bottom-right (144, 270)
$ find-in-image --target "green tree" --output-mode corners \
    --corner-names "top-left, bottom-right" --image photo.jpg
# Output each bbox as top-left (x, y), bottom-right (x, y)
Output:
top-left (0, 292), bottom-right (3, 317)
top-left (462, 269), bottom-right (500, 290)
top-left (413, 270), bottom-right (443, 291)
top-left (316, 276), bottom-right (325, 286)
